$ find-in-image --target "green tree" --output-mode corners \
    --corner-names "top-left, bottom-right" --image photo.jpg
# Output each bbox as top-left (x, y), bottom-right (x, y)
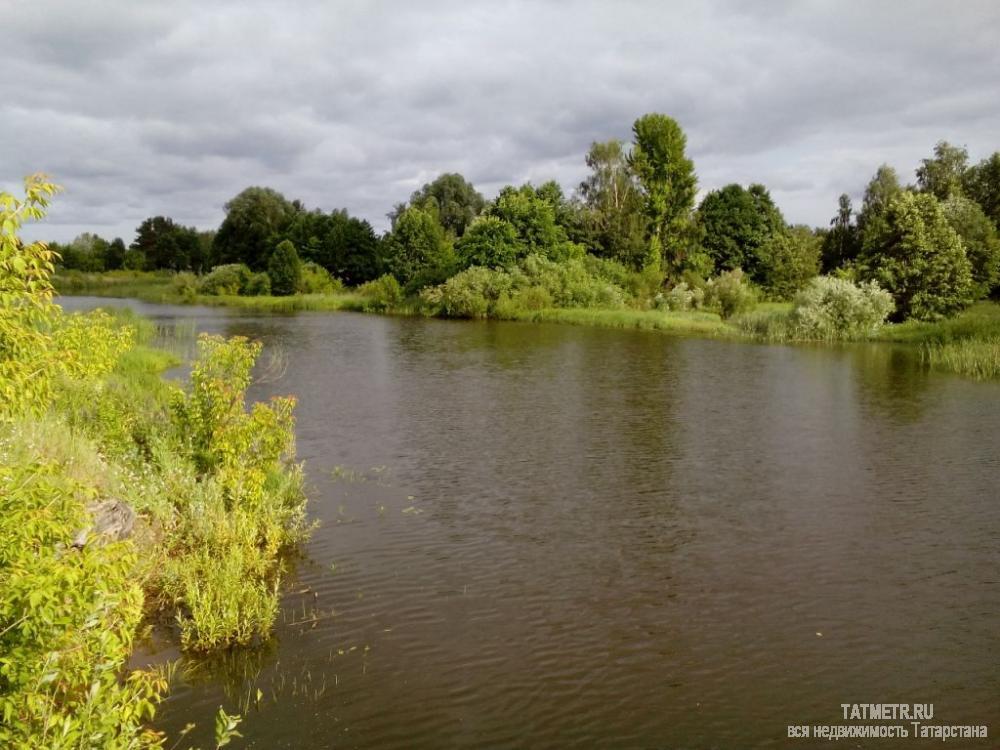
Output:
top-left (860, 192), bottom-right (973, 320)
top-left (627, 113), bottom-right (697, 274)
top-left (267, 239), bottom-right (302, 296)
top-left (455, 215), bottom-right (522, 269)
top-left (394, 173), bottom-right (485, 238)
top-left (759, 225), bottom-right (822, 300)
top-left (942, 195), bottom-right (1000, 298)
top-left (856, 165), bottom-right (903, 255)
top-left (964, 152), bottom-right (1000, 227)
top-left (56, 233), bottom-right (109, 271)
top-left (132, 216), bottom-right (201, 271)
top-left (697, 183), bottom-right (786, 287)
top-left (383, 204), bottom-right (456, 290)
top-left (821, 193), bottom-right (859, 272)
top-left (916, 141), bottom-right (969, 200)
top-left (105, 237), bottom-right (126, 270)
top-left (577, 140), bottom-right (647, 269)
top-left (214, 187), bottom-right (296, 269)
top-left (287, 209), bottom-right (382, 285)
top-left (486, 185), bottom-right (568, 258)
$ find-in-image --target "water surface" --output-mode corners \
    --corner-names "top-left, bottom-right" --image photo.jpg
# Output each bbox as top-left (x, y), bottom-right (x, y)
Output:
top-left (60, 297), bottom-right (1000, 748)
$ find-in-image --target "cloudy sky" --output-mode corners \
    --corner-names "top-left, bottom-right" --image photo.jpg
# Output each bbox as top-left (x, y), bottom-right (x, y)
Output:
top-left (3, 0), bottom-right (999, 242)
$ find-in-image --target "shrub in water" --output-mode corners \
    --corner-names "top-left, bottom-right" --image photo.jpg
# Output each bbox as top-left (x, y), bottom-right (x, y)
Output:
top-left (790, 276), bottom-right (894, 340)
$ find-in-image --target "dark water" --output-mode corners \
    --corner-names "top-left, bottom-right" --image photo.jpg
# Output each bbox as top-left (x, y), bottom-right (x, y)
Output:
top-left (60, 297), bottom-right (1000, 748)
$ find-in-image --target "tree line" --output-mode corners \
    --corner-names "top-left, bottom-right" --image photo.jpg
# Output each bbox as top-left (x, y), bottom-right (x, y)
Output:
top-left (54, 114), bottom-right (1000, 321)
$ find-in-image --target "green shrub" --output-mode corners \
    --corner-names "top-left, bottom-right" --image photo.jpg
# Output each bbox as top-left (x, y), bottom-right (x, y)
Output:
top-left (297, 261), bottom-right (342, 294)
top-left (516, 255), bottom-right (626, 308)
top-left (420, 266), bottom-right (513, 318)
top-left (656, 282), bottom-right (704, 312)
top-left (167, 335), bottom-right (306, 650)
top-left (0, 459), bottom-right (166, 749)
top-left (356, 274), bottom-right (403, 312)
top-left (199, 264), bottom-right (251, 296)
top-left (171, 271), bottom-right (199, 301)
top-left (789, 276), bottom-right (894, 340)
top-left (267, 240), bottom-right (302, 296)
top-left (244, 271), bottom-right (272, 296)
top-left (705, 268), bottom-right (756, 319)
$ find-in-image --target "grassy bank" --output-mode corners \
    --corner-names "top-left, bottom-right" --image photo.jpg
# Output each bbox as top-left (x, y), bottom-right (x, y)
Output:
top-left (55, 270), bottom-right (1000, 380)
top-left (2, 307), bottom-right (308, 747)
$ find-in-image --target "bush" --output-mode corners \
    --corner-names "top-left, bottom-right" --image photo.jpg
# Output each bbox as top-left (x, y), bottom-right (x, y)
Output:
top-left (420, 266), bottom-right (513, 318)
top-left (789, 276), bottom-right (894, 340)
top-left (705, 268), bottom-right (756, 319)
top-left (244, 271), bottom-right (272, 296)
top-left (267, 240), bottom-right (302, 296)
top-left (199, 263), bottom-right (251, 296)
top-left (297, 261), bottom-right (342, 294)
top-left (656, 282), bottom-right (705, 311)
top-left (356, 274), bottom-right (403, 313)
top-left (516, 255), bottom-right (625, 308)
top-left (0, 460), bottom-right (167, 748)
top-left (172, 271), bottom-right (199, 300)
top-left (167, 335), bottom-right (306, 649)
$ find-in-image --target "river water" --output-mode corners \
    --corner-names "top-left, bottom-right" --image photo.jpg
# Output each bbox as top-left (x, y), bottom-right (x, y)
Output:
top-left (59, 297), bottom-right (1000, 748)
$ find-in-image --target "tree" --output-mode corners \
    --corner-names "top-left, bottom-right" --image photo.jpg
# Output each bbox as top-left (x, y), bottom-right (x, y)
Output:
top-left (758, 225), bottom-right (821, 300)
top-left (486, 185), bottom-right (567, 258)
top-left (213, 187), bottom-right (296, 269)
top-left (942, 195), bottom-right (1000, 298)
top-left (105, 238), bottom-right (126, 270)
top-left (697, 183), bottom-right (785, 285)
top-left (964, 152), bottom-right (1000, 227)
top-left (533, 180), bottom-right (585, 242)
top-left (577, 140), bottom-right (647, 269)
top-left (131, 216), bottom-right (201, 271)
top-left (856, 165), bottom-right (903, 255)
top-left (285, 208), bottom-right (383, 285)
top-left (628, 113), bottom-right (697, 274)
top-left (455, 216), bottom-right (522, 269)
top-left (916, 141), bottom-right (969, 201)
top-left (383, 204), bottom-right (455, 290)
top-left (394, 173), bottom-right (485, 238)
top-left (821, 193), bottom-right (858, 272)
top-left (56, 233), bottom-right (109, 271)
top-left (267, 240), bottom-right (302, 296)
top-left (860, 192), bottom-right (973, 320)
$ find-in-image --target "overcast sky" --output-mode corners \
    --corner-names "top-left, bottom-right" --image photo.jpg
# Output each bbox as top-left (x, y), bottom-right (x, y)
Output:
top-left (3, 0), bottom-right (999, 242)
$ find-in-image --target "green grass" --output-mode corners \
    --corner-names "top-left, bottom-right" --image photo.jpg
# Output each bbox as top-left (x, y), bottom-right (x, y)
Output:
top-left (506, 306), bottom-right (734, 336)
top-left (188, 291), bottom-right (367, 312)
top-left (874, 301), bottom-right (1000, 345)
top-left (54, 269), bottom-right (175, 299)
top-left (923, 337), bottom-right (1000, 379)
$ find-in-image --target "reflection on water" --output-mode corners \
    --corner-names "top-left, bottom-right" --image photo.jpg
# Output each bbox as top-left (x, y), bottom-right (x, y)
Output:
top-left (59, 297), bottom-right (1000, 748)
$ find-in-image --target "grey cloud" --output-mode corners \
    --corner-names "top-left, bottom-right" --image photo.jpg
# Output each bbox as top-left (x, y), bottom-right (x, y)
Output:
top-left (1, 0), bottom-right (998, 242)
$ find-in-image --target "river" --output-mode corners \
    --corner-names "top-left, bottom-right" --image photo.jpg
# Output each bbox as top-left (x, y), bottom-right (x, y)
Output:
top-left (59, 297), bottom-right (1000, 748)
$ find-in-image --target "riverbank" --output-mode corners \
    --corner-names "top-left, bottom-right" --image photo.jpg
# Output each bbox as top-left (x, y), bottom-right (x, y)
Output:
top-left (54, 270), bottom-right (1000, 378)
top-left (1, 307), bottom-right (307, 747)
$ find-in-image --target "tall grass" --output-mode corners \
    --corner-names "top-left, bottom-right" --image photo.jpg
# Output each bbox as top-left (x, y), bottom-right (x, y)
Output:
top-left (923, 337), bottom-right (1000, 379)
